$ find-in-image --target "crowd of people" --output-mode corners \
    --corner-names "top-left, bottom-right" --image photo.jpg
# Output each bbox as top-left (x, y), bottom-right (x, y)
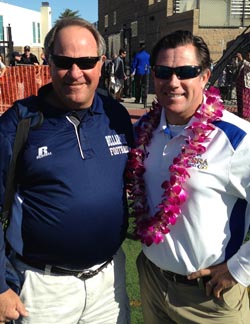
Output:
top-left (235, 52), bottom-right (250, 119)
top-left (2, 45), bottom-right (47, 69)
top-left (0, 16), bottom-right (249, 324)
top-left (217, 51), bottom-right (250, 119)
top-left (98, 44), bottom-right (151, 107)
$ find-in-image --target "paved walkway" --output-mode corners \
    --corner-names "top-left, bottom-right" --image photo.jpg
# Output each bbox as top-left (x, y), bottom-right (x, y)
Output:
top-left (121, 94), bottom-right (156, 122)
top-left (122, 94), bottom-right (238, 123)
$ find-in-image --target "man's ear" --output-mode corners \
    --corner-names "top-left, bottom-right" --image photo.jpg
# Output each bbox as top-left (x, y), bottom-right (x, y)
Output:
top-left (201, 68), bottom-right (211, 88)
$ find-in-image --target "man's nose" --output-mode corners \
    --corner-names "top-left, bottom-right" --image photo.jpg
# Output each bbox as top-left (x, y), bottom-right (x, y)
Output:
top-left (67, 63), bottom-right (84, 79)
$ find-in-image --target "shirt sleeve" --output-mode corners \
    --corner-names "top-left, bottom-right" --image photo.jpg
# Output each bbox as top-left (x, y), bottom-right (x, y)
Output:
top-left (227, 240), bottom-right (250, 287)
top-left (0, 133), bottom-right (13, 293)
top-left (227, 134), bottom-right (250, 287)
top-left (0, 110), bottom-right (17, 293)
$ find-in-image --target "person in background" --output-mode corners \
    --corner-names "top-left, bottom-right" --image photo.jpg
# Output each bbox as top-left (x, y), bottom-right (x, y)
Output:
top-left (40, 47), bottom-right (48, 65)
top-left (235, 52), bottom-right (250, 119)
top-left (114, 48), bottom-right (127, 102)
top-left (9, 51), bottom-right (22, 66)
top-left (0, 54), bottom-right (6, 77)
top-left (0, 17), bottom-right (133, 324)
top-left (20, 45), bottom-right (39, 65)
top-left (128, 30), bottom-right (250, 323)
top-left (131, 43), bottom-right (150, 107)
top-left (98, 56), bottom-right (113, 95)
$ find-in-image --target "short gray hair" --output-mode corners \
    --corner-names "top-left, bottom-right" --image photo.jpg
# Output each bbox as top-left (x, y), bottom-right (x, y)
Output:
top-left (44, 17), bottom-right (106, 61)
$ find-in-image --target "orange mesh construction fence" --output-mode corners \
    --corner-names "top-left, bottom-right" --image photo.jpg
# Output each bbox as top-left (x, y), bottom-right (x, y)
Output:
top-left (0, 65), bottom-right (51, 114)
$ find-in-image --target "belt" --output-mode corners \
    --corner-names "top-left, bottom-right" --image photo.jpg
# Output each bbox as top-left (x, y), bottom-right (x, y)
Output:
top-left (145, 254), bottom-right (211, 287)
top-left (16, 254), bottom-right (113, 280)
top-left (161, 269), bottom-right (211, 287)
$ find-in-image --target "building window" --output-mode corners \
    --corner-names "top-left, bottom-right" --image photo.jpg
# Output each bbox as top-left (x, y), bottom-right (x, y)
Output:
top-left (173, 0), bottom-right (180, 13)
top-left (32, 22), bottom-right (36, 43)
top-left (37, 23), bottom-right (41, 43)
top-left (104, 14), bottom-right (108, 28)
top-left (230, 0), bottom-right (250, 25)
top-left (131, 21), bottom-right (138, 37)
top-left (231, 0), bottom-right (250, 17)
top-left (113, 11), bottom-right (117, 25)
top-left (174, 0), bottom-right (197, 13)
top-left (0, 16), bottom-right (3, 41)
top-left (199, 0), bottom-right (250, 27)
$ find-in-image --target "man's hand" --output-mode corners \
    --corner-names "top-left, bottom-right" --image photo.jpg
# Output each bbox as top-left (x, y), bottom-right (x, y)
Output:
top-left (0, 289), bottom-right (28, 322)
top-left (187, 262), bottom-right (237, 298)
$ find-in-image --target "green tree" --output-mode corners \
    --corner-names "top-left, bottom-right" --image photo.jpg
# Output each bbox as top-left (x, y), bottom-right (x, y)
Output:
top-left (57, 8), bottom-right (81, 20)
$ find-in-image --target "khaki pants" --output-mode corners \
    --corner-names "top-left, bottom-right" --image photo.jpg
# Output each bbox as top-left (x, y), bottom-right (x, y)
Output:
top-left (137, 252), bottom-right (250, 324)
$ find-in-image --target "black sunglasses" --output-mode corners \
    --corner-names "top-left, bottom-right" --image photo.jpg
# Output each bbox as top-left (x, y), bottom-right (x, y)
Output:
top-left (50, 55), bottom-right (101, 70)
top-left (153, 65), bottom-right (202, 80)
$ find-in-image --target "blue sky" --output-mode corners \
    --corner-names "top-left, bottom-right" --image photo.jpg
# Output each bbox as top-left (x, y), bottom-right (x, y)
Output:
top-left (2, 0), bottom-right (98, 23)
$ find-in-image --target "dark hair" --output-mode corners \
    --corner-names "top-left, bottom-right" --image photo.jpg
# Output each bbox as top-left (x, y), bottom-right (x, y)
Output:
top-left (44, 17), bottom-right (106, 62)
top-left (150, 30), bottom-right (211, 71)
top-left (119, 48), bottom-right (126, 55)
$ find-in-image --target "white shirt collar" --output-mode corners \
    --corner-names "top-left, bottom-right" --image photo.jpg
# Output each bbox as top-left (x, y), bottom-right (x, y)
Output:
top-left (156, 107), bottom-right (188, 137)
top-left (155, 95), bottom-right (206, 136)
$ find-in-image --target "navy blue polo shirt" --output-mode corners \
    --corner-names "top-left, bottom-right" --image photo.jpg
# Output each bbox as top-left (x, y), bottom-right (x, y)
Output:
top-left (0, 84), bottom-right (134, 277)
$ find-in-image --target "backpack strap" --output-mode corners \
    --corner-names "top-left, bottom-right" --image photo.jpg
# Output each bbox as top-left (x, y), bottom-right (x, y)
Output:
top-left (1, 118), bottom-right (32, 231)
top-left (1, 97), bottom-right (44, 231)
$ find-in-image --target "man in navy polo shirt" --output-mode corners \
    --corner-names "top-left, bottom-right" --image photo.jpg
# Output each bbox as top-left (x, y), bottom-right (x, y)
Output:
top-left (0, 17), bottom-right (133, 324)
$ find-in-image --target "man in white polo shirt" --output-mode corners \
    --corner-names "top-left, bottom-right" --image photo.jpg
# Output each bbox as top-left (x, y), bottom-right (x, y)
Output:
top-left (128, 30), bottom-right (250, 323)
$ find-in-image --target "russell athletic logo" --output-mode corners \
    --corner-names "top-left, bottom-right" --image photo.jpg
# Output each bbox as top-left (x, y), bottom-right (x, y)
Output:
top-left (36, 146), bottom-right (52, 159)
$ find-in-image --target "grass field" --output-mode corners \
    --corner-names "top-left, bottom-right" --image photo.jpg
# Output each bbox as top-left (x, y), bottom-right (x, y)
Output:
top-left (123, 222), bottom-right (250, 324)
top-left (123, 237), bottom-right (143, 324)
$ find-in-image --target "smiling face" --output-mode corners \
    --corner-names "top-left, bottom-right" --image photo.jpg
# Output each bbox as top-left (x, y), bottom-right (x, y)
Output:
top-left (49, 25), bottom-right (104, 110)
top-left (153, 44), bottom-right (210, 125)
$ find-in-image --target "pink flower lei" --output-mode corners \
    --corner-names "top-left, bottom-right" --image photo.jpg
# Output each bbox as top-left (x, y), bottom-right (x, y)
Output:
top-left (126, 86), bottom-right (224, 246)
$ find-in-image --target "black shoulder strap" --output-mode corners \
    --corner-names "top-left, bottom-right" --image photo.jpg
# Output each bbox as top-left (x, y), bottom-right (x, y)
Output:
top-left (1, 118), bottom-right (31, 231)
